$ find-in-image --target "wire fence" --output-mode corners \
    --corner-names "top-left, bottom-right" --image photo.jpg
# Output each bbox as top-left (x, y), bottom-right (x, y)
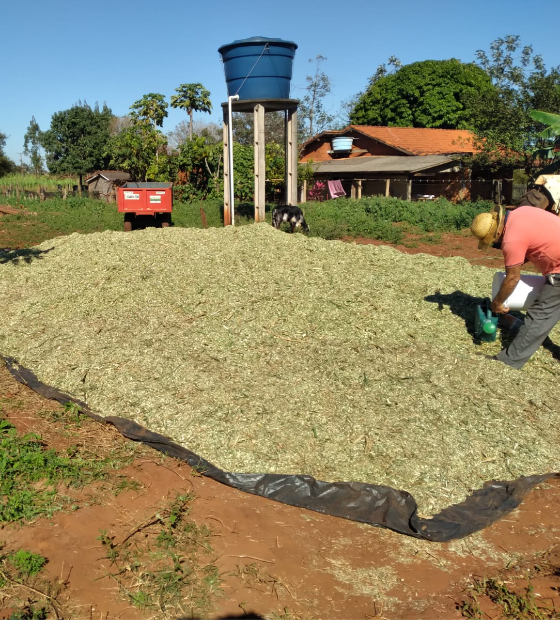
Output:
top-left (2, 180), bottom-right (530, 207)
top-left (305, 178), bottom-right (527, 205)
top-left (0, 184), bottom-right (110, 201)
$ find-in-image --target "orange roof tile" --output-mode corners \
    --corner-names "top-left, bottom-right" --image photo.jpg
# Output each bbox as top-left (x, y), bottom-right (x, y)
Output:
top-left (349, 126), bottom-right (477, 155)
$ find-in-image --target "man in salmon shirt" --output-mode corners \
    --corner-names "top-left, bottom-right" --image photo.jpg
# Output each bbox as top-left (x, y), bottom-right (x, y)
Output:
top-left (470, 204), bottom-right (560, 368)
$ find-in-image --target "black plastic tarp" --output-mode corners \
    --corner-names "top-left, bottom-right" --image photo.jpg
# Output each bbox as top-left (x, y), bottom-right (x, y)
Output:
top-left (4, 355), bottom-right (558, 542)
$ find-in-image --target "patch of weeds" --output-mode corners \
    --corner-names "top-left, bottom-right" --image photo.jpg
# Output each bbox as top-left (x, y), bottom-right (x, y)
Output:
top-left (6, 551), bottom-right (47, 578)
top-left (460, 576), bottom-right (558, 619)
top-left (0, 397), bottom-right (25, 411)
top-left (97, 492), bottom-right (221, 619)
top-left (417, 232), bottom-right (442, 245)
top-left (5, 606), bottom-right (48, 620)
top-left (0, 548), bottom-right (64, 618)
top-left (0, 417), bottom-right (139, 523)
top-left (112, 476), bottom-right (142, 496)
top-left (39, 402), bottom-right (81, 428)
top-left (61, 401), bottom-right (83, 426)
top-left (190, 463), bottom-right (208, 477)
top-left (97, 530), bottom-right (120, 565)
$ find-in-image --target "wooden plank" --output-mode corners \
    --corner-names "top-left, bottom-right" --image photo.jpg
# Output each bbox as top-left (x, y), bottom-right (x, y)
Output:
top-left (0, 205), bottom-right (37, 216)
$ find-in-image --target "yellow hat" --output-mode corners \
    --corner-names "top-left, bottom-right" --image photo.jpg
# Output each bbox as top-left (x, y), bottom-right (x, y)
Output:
top-left (470, 205), bottom-right (505, 250)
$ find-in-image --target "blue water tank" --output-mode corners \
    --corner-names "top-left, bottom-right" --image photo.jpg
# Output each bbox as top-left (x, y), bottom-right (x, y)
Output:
top-left (218, 36), bottom-right (298, 100)
top-left (332, 137), bottom-right (354, 152)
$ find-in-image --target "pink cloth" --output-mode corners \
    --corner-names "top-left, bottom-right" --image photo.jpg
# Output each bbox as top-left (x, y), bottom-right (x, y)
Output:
top-left (328, 179), bottom-right (346, 199)
top-left (502, 206), bottom-right (560, 275)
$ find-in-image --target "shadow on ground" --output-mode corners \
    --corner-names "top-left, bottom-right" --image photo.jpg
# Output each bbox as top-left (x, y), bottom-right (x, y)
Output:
top-left (0, 246), bottom-right (54, 265)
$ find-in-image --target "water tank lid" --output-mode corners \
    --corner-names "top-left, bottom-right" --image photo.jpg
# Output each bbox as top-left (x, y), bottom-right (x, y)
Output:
top-left (218, 36), bottom-right (298, 55)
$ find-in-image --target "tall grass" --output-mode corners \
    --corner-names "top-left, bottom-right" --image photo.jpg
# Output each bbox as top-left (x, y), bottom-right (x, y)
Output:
top-left (0, 192), bottom-right (493, 249)
top-left (0, 174), bottom-right (78, 191)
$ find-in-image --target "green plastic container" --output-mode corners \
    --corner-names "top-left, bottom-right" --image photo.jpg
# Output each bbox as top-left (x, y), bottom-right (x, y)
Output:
top-left (474, 298), bottom-right (498, 342)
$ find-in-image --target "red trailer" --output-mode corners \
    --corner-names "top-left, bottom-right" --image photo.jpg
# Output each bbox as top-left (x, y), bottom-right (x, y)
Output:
top-left (117, 182), bottom-right (173, 231)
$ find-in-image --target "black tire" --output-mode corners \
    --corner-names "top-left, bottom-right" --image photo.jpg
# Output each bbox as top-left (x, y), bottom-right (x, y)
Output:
top-left (159, 213), bottom-right (172, 228)
top-left (124, 213), bottom-right (135, 231)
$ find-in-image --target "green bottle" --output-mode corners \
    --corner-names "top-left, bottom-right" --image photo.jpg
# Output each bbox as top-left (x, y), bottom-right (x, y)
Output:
top-left (474, 298), bottom-right (498, 342)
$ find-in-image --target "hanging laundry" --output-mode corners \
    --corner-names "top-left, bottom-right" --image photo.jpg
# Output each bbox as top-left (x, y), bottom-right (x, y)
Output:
top-left (328, 179), bottom-right (346, 199)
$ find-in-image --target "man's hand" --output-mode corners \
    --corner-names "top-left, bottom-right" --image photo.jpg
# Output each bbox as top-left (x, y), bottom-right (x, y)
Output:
top-left (491, 265), bottom-right (521, 313)
top-left (491, 299), bottom-right (510, 314)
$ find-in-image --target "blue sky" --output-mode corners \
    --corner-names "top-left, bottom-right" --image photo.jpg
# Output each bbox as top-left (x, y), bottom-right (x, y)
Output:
top-left (2, 0), bottom-right (559, 164)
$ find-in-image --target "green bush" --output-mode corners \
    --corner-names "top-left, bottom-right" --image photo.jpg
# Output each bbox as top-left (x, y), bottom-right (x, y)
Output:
top-left (7, 550), bottom-right (47, 577)
top-left (302, 196), bottom-right (492, 242)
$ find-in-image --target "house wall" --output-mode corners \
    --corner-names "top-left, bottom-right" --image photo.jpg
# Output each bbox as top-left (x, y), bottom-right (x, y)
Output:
top-left (300, 141), bottom-right (333, 162)
top-left (351, 135), bottom-right (398, 157)
top-left (300, 133), bottom-right (404, 162)
top-left (87, 178), bottom-right (116, 202)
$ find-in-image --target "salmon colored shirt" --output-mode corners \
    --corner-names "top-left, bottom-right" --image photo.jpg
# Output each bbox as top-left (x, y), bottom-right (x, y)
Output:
top-left (501, 206), bottom-right (560, 275)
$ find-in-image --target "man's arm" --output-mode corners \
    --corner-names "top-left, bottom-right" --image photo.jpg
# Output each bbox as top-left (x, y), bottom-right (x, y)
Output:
top-left (491, 265), bottom-right (521, 314)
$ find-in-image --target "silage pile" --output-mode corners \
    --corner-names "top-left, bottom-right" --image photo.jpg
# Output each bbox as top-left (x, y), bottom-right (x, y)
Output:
top-left (1, 224), bottom-right (559, 515)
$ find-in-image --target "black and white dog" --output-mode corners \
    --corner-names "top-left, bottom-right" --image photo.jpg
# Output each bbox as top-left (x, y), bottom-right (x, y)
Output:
top-left (271, 205), bottom-right (310, 234)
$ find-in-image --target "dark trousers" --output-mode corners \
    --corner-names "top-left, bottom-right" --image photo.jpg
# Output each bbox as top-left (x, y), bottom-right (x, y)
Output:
top-left (497, 280), bottom-right (560, 369)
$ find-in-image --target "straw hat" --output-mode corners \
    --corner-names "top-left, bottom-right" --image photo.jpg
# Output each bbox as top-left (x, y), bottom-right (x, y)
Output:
top-left (470, 205), bottom-right (505, 250)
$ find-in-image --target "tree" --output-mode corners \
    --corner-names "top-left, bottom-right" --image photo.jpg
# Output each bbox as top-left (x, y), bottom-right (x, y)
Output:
top-left (168, 119), bottom-right (221, 150)
top-left (468, 35), bottom-right (560, 176)
top-left (170, 83), bottom-right (212, 141)
top-left (332, 94), bottom-right (360, 130)
top-left (109, 115), bottom-right (134, 136)
top-left (298, 55), bottom-right (335, 142)
top-left (107, 124), bottom-right (168, 182)
top-left (176, 135), bottom-right (223, 199)
top-left (129, 93), bottom-right (168, 128)
top-left (23, 116), bottom-right (44, 176)
top-left (40, 102), bottom-right (113, 188)
top-left (527, 110), bottom-right (560, 174)
top-left (350, 59), bottom-right (495, 129)
top-left (367, 55), bottom-right (402, 86)
top-left (0, 132), bottom-right (16, 177)
top-left (231, 111), bottom-right (286, 145)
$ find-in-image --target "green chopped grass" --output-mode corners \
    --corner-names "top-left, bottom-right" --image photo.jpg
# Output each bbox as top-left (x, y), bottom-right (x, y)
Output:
top-left (0, 224), bottom-right (558, 515)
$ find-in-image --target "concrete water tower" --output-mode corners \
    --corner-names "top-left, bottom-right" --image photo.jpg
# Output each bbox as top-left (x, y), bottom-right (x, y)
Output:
top-left (218, 36), bottom-right (299, 225)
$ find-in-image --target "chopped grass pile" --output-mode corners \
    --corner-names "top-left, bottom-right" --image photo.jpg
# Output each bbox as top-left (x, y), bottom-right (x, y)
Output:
top-left (0, 224), bottom-right (558, 515)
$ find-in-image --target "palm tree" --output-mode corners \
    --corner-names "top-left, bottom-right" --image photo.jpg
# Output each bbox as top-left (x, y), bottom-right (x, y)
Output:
top-left (170, 84), bottom-right (212, 141)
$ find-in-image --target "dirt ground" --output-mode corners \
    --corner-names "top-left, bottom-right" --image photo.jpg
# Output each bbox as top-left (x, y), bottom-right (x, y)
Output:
top-left (1, 230), bottom-right (559, 620)
top-left (349, 230), bottom-right (507, 269)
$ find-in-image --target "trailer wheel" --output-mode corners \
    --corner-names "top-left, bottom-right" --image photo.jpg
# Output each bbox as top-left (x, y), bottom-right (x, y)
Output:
top-left (124, 213), bottom-right (135, 232)
top-left (161, 213), bottom-right (171, 228)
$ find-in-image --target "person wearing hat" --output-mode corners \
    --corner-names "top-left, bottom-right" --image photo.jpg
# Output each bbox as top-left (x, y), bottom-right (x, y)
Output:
top-left (471, 204), bottom-right (560, 368)
top-left (516, 187), bottom-right (551, 211)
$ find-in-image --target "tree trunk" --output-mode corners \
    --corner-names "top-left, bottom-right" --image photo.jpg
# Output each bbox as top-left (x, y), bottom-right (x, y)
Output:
top-left (78, 174), bottom-right (83, 197)
top-left (189, 110), bottom-right (193, 140)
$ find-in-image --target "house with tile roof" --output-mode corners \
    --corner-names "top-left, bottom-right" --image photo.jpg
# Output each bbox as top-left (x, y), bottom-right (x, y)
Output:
top-left (299, 126), bottom-right (513, 203)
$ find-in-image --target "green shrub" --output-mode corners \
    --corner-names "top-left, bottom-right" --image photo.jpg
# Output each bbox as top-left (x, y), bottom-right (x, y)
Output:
top-left (5, 607), bottom-right (47, 620)
top-left (0, 191), bottom-right (493, 248)
top-left (7, 550), bottom-right (47, 577)
top-left (302, 196), bottom-right (492, 242)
